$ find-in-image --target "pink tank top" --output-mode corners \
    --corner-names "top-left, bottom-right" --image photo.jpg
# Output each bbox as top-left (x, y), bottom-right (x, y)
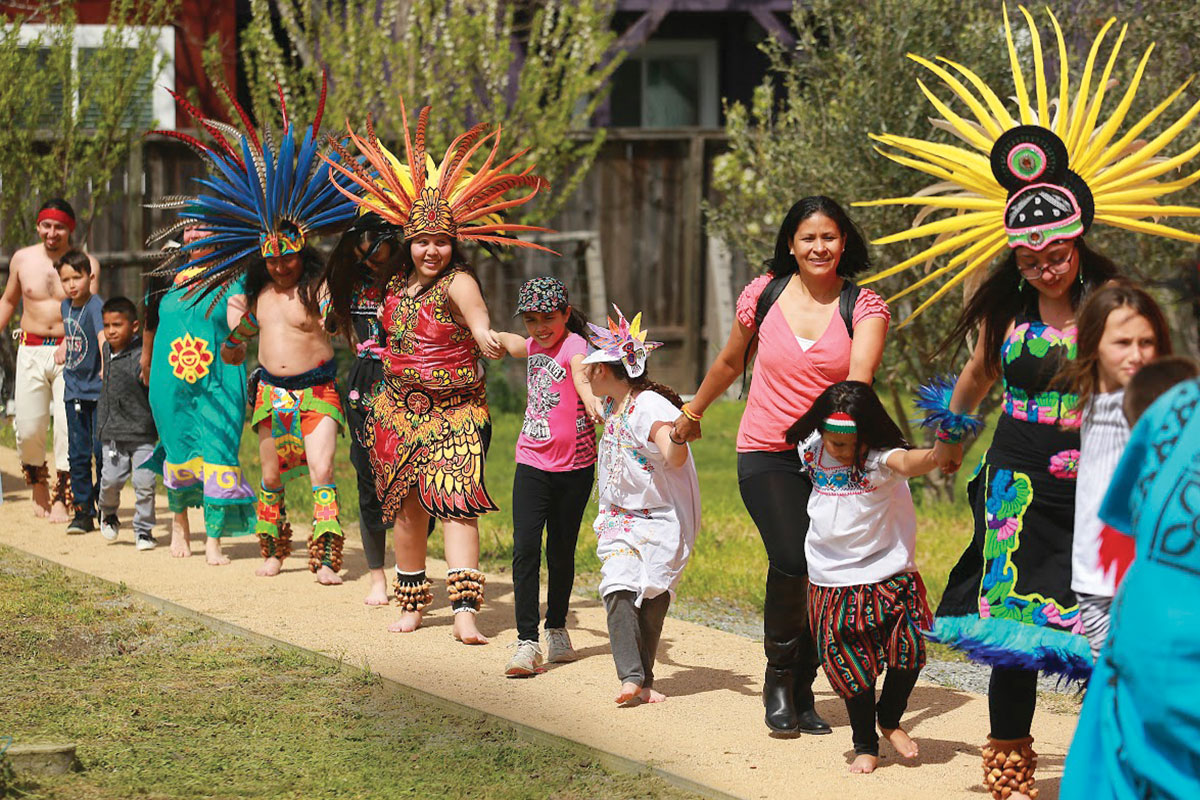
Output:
top-left (734, 275), bottom-right (890, 452)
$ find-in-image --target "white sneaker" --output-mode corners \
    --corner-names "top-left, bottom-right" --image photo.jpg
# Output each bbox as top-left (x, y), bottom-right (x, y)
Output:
top-left (504, 639), bottom-right (544, 677)
top-left (135, 533), bottom-right (157, 551)
top-left (544, 628), bottom-right (578, 663)
top-left (100, 514), bottom-right (120, 541)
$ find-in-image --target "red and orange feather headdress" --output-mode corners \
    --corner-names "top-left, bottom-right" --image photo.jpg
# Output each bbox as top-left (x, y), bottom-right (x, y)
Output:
top-left (323, 101), bottom-right (555, 252)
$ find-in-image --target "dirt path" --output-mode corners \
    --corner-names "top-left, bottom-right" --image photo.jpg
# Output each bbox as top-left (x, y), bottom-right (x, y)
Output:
top-left (0, 446), bottom-right (1078, 799)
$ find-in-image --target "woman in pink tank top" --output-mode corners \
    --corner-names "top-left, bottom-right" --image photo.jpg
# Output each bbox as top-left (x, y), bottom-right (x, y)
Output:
top-left (674, 196), bottom-right (890, 736)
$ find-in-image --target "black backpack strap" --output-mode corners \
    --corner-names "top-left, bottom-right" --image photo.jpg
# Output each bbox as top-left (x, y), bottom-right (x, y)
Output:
top-left (839, 280), bottom-right (861, 339)
top-left (740, 273), bottom-right (791, 397)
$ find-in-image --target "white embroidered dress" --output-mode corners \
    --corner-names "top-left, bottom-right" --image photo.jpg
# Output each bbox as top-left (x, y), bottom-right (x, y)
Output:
top-left (595, 390), bottom-right (701, 605)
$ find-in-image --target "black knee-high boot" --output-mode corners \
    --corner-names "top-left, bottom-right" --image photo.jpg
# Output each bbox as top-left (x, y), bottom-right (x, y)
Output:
top-left (763, 566), bottom-right (831, 735)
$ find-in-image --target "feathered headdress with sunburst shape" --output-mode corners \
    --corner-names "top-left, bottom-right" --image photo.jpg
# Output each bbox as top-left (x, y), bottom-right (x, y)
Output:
top-left (582, 306), bottom-right (663, 379)
top-left (856, 4), bottom-right (1200, 324)
top-left (147, 74), bottom-right (360, 300)
top-left (321, 101), bottom-right (555, 253)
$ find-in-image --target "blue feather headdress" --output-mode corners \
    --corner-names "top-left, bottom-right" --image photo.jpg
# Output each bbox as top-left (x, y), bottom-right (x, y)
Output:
top-left (146, 74), bottom-right (359, 301)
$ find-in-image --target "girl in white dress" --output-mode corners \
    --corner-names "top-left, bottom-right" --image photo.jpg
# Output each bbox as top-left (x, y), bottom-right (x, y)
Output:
top-left (583, 307), bottom-right (701, 705)
top-left (785, 380), bottom-right (941, 774)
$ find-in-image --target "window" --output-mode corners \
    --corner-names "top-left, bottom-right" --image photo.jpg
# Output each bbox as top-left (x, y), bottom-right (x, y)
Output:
top-left (610, 39), bottom-right (718, 128)
top-left (17, 24), bottom-right (175, 130)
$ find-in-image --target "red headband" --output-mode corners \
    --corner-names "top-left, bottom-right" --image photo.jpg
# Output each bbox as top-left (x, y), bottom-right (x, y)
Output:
top-left (37, 208), bottom-right (76, 232)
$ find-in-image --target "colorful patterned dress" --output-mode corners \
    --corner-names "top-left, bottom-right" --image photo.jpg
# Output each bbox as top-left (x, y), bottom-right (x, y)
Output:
top-left (933, 306), bottom-right (1092, 680)
top-left (363, 266), bottom-right (496, 519)
top-left (146, 278), bottom-right (256, 537)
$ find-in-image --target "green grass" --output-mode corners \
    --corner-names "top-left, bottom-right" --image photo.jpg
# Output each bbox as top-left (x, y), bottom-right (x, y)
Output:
top-left (0, 547), bottom-right (698, 800)
top-left (4, 395), bottom-right (982, 618)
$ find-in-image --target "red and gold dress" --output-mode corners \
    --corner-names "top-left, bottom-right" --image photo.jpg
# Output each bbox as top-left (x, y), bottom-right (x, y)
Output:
top-left (364, 266), bottom-right (497, 519)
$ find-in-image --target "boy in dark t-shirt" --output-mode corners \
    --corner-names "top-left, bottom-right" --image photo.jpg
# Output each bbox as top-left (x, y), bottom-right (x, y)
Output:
top-left (55, 250), bottom-right (104, 533)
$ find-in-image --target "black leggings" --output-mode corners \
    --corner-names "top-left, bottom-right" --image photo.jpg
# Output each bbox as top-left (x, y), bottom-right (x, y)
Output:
top-left (347, 358), bottom-right (389, 569)
top-left (511, 463), bottom-right (595, 642)
top-left (844, 668), bottom-right (920, 756)
top-left (737, 450), bottom-right (812, 576)
top-left (989, 667), bottom-right (1038, 740)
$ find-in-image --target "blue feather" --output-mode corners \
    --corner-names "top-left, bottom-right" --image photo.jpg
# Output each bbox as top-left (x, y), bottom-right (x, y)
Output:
top-left (914, 375), bottom-right (984, 437)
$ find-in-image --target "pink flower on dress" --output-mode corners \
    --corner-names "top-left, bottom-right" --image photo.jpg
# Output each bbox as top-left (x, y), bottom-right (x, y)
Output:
top-left (978, 597), bottom-right (991, 619)
top-left (348, 389), bottom-right (360, 401)
top-left (989, 515), bottom-right (1021, 541)
top-left (1049, 449), bottom-right (1080, 480)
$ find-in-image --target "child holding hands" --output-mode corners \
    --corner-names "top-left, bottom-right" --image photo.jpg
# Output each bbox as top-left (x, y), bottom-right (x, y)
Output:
top-left (495, 277), bottom-right (602, 676)
top-left (584, 307), bottom-right (700, 705)
top-left (785, 380), bottom-right (946, 773)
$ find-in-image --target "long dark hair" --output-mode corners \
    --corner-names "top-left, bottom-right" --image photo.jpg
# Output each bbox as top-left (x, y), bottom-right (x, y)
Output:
top-left (1055, 280), bottom-right (1172, 415)
top-left (323, 218), bottom-right (400, 343)
top-left (939, 237), bottom-right (1119, 378)
top-left (243, 246), bottom-right (327, 315)
top-left (765, 195), bottom-right (871, 279)
top-left (785, 381), bottom-right (908, 472)
top-left (595, 363), bottom-right (684, 409)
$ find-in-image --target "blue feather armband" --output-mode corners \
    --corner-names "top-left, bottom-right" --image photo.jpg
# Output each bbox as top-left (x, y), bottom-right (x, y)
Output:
top-left (915, 376), bottom-right (983, 444)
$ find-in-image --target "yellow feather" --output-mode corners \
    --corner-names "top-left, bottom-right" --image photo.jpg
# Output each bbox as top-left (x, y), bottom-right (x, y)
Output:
top-left (1087, 78), bottom-right (1194, 180)
top-left (874, 148), bottom-right (999, 198)
top-left (1047, 9), bottom-right (1071, 140)
top-left (909, 54), bottom-right (1007, 138)
top-left (1093, 213), bottom-right (1200, 242)
top-left (1097, 167), bottom-right (1200, 202)
top-left (889, 227), bottom-right (1008, 301)
top-left (915, 80), bottom-right (995, 151)
top-left (897, 239), bottom-right (1009, 327)
top-left (935, 56), bottom-right (1017, 130)
top-left (1091, 98), bottom-right (1200, 189)
top-left (1017, 5), bottom-right (1050, 126)
top-left (1065, 17), bottom-right (1117, 154)
top-left (858, 195), bottom-right (1003, 211)
top-left (1074, 44), bottom-right (1155, 176)
top-left (1003, 3), bottom-right (1034, 125)
top-left (1072, 24), bottom-right (1127, 164)
top-left (1097, 204), bottom-right (1200, 218)
top-left (872, 133), bottom-right (993, 173)
top-left (1095, 139), bottom-right (1200, 195)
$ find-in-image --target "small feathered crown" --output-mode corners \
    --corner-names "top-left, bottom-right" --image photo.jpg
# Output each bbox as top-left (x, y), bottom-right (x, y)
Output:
top-left (856, 4), bottom-right (1200, 324)
top-left (322, 100), bottom-right (556, 253)
top-left (582, 306), bottom-right (663, 379)
top-left (147, 73), bottom-right (359, 301)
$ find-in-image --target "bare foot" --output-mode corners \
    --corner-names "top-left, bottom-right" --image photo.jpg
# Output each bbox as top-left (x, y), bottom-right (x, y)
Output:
top-left (452, 612), bottom-right (489, 644)
top-left (316, 565), bottom-right (343, 585)
top-left (639, 687), bottom-right (666, 703)
top-left (205, 537), bottom-right (231, 566)
top-left (170, 517), bottom-right (192, 558)
top-left (255, 557), bottom-right (282, 577)
top-left (616, 682), bottom-right (641, 705)
top-left (48, 500), bottom-right (70, 523)
top-left (849, 754), bottom-right (878, 774)
top-left (31, 483), bottom-right (51, 518)
top-left (363, 569), bottom-right (388, 606)
top-left (880, 726), bottom-right (919, 759)
top-left (388, 609), bottom-right (423, 633)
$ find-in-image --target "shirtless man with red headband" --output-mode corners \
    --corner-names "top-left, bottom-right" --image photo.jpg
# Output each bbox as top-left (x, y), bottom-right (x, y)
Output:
top-left (0, 198), bottom-right (100, 520)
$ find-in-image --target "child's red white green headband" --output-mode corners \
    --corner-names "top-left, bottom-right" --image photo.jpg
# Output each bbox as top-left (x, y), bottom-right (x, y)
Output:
top-left (822, 412), bottom-right (857, 434)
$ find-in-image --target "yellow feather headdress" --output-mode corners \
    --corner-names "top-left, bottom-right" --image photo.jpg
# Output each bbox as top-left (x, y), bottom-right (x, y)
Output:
top-left (856, 4), bottom-right (1200, 324)
top-left (322, 101), bottom-right (556, 253)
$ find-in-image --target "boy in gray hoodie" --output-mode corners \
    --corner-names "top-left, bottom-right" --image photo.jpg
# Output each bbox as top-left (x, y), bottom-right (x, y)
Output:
top-left (97, 297), bottom-right (159, 549)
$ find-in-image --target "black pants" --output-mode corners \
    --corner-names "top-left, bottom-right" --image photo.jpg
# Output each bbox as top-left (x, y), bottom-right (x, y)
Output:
top-left (511, 463), bottom-right (595, 642)
top-left (347, 357), bottom-right (389, 569)
top-left (737, 450), bottom-right (819, 680)
top-left (844, 668), bottom-right (920, 755)
top-left (989, 667), bottom-right (1038, 740)
top-left (604, 590), bottom-right (671, 689)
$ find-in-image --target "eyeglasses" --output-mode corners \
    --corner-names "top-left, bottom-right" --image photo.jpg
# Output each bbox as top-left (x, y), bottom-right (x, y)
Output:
top-left (1017, 251), bottom-right (1074, 280)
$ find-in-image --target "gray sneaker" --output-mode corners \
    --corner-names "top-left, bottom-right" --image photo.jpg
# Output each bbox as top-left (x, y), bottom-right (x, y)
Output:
top-left (504, 639), bottom-right (543, 677)
top-left (100, 514), bottom-right (120, 541)
top-left (135, 533), bottom-right (157, 551)
top-left (544, 628), bottom-right (578, 663)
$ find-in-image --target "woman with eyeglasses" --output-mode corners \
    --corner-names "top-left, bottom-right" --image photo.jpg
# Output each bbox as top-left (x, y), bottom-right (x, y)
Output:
top-left (929, 198), bottom-right (1117, 790)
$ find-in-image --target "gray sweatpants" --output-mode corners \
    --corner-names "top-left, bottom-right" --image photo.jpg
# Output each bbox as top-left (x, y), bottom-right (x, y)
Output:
top-left (603, 590), bottom-right (671, 689)
top-left (99, 441), bottom-right (158, 536)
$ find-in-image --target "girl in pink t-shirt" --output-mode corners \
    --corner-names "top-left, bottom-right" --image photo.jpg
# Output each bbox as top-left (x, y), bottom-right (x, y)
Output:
top-left (495, 277), bottom-right (603, 677)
